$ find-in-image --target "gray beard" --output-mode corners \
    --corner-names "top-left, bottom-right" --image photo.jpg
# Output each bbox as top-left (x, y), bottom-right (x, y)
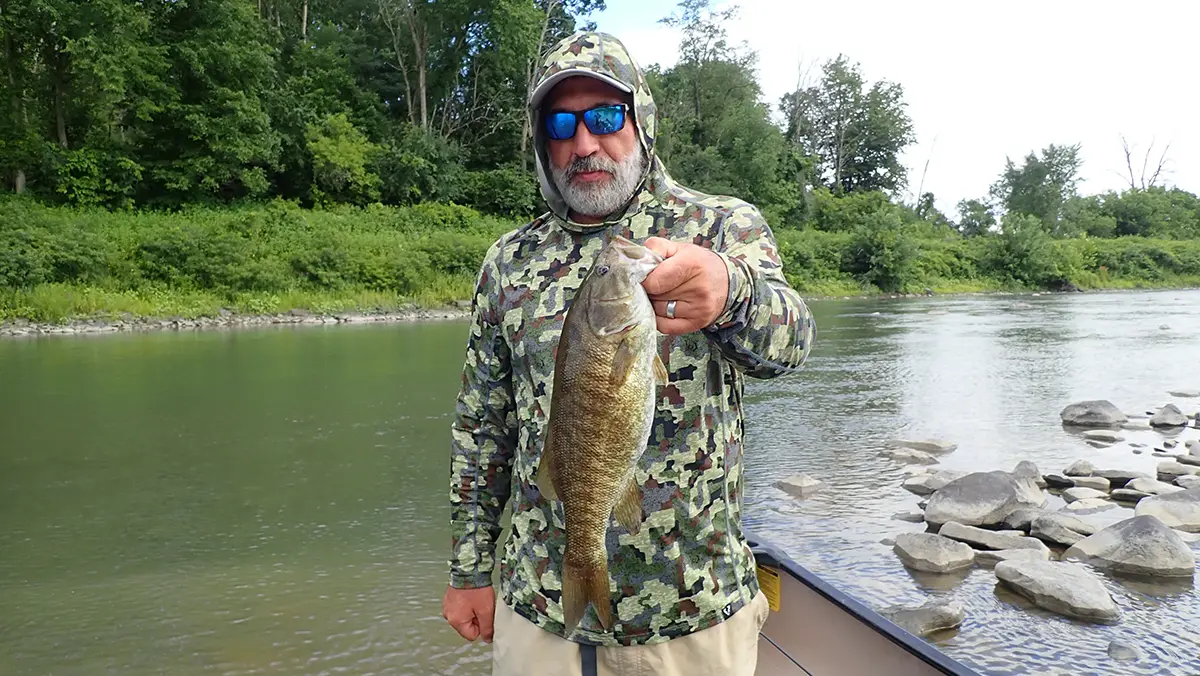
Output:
top-left (551, 148), bottom-right (647, 220)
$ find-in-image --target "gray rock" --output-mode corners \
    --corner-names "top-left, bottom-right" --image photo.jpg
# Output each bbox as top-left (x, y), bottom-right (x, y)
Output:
top-left (1175, 475), bottom-right (1200, 490)
top-left (1060, 400), bottom-right (1128, 428)
top-left (1031, 512), bottom-right (1098, 547)
top-left (1071, 476), bottom-right (1111, 492)
top-left (924, 471), bottom-right (1046, 527)
top-left (1062, 487), bottom-right (1109, 503)
top-left (975, 548), bottom-right (1050, 568)
top-left (1044, 474), bottom-right (1075, 489)
top-left (893, 533), bottom-right (976, 573)
top-left (1012, 461), bottom-right (1040, 480)
top-left (1062, 498), bottom-right (1118, 515)
top-left (938, 522), bottom-right (1050, 552)
top-left (1110, 488), bottom-right (1151, 503)
top-left (892, 510), bottom-right (926, 523)
top-left (776, 474), bottom-right (824, 498)
top-left (1151, 404), bottom-right (1189, 428)
top-left (993, 560), bottom-right (1120, 623)
top-left (1082, 429), bottom-right (1125, 443)
top-left (1134, 488), bottom-right (1200, 532)
top-left (1186, 439), bottom-right (1199, 453)
top-left (881, 448), bottom-right (940, 465)
top-left (887, 439), bottom-right (957, 454)
top-left (1095, 469), bottom-right (1151, 488)
top-left (1064, 515), bottom-right (1196, 577)
top-left (1164, 439), bottom-right (1179, 449)
top-left (901, 474), bottom-right (948, 496)
top-left (878, 600), bottom-right (965, 638)
top-left (1168, 389), bottom-right (1200, 398)
top-left (1108, 639), bottom-right (1144, 662)
top-left (1064, 460), bottom-right (1096, 477)
top-left (1177, 455), bottom-right (1200, 467)
top-left (1125, 478), bottom-right (1185, 496)
top-left (1122, 421), bottom-right (1153, 431)
top-left (1004, 508), bottom-right (1045, 532)
top-left (1158, 461), bottom-right (1200, 483)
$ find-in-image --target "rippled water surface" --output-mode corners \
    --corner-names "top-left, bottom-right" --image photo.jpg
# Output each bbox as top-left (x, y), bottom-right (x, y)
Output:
top-left (3, 290), bottom-right (1200, 675)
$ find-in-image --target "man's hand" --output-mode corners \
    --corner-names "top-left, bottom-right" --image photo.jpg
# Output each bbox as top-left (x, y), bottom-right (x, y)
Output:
top-left (442, 585), bottom-right (496, 643)
top-left (642, 237), bottom-right (730, 335)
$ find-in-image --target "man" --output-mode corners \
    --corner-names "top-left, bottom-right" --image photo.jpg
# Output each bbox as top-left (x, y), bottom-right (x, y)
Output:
top-left (443, 31), bottom-right (815, 676)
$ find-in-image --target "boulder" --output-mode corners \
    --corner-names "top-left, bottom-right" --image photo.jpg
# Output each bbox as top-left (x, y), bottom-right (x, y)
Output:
top-left (1071, 476), bottom-right (1111, 492)
top-left (893, 533), bottom-right (976, 573)
top-left (1176, 475), bottom-right (1200, 490)
top-left (1064, 515), bottom-right (1195, 577)
top-left (1108, 640), bottom-right (1144, 662)
top-left (1178, 455), bottom-right (1200, 467)
top-left (1168, 389), bottom-right (1200, 398)
top-left (1060, 400), bottom-right (1128, 428)
top-left (1062, 487), bottom-right (1109, 503)
top-left (878, 600), bottom-right (965, 638)
top-left (1110, 488), bottom-right (1151, 503)
top-left (903, 475), bottom-right (948, 496)
top-left (891, 510), bottom-right (926, 523)
top-left (881, 448), bottom-right (940, 465)
top-left (923, 471), bottom-right (1046, 527)
top-left (993, 560), bottom-right (1120, 623)
top-left (1158, 461), bottom-right (1200, 483)
top-left (1082, 429), bottom-right (1125, 443)
top-left (887, 439), bottom-right (957, 454)
top-left (1134, 488), bottom-right (1200, 532)
top-left (1094, 469), bottom-right (1151, 488)
top-left (975, 548), bottom-right (1050, 568)
top-left (1150, 404), bottom-right (1189, 428)
top-left (1043, 474), bottom-right (1075, 489)
top-left (1004, 508), bottom-right (1045, 532)
top-left (1011, 461), bottom-right (1047, 488)
top-left (1031, 512), bottom-right (1098, 547)
top-left (775, 474), bottom-right (824, 498)
top-left (1062, 498), bottom-right (1118, 515)
top-left (1125, 478), bottom-right (1185, 496)
top-left (1064, 460), bottom-right (1096, 477)
top-left (938, 522), bottom-right (1050, 552)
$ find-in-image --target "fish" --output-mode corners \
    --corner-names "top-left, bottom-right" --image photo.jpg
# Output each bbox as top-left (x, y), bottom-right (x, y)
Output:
top-left (536, 234), bottom-right (669, 635)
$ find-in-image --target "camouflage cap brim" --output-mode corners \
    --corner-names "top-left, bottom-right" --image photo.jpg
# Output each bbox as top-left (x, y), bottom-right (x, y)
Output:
top-left (530, 68), bottom-right (634, 111)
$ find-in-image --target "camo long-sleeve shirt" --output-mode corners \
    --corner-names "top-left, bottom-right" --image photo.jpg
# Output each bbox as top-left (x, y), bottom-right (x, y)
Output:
top-left (447, 31), bottom-right (816, 647)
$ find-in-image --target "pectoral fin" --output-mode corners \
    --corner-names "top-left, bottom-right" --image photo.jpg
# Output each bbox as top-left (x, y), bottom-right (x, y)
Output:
top-left (613, 477), bottom-right (642, 535)
top-left (610, 336), bottom-right (639, 387)
top-left (653, 352), bottom-right (668, 385)
top-left (536, 439), bottom-right (559, 502)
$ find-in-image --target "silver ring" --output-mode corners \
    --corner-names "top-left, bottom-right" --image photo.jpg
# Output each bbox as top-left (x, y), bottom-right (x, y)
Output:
top-left (665, 300), bottom-right (676, 319)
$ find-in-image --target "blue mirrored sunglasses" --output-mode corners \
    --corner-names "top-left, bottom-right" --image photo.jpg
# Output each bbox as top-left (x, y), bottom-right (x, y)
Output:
top-left (544, 104), bottom-right (629, 141)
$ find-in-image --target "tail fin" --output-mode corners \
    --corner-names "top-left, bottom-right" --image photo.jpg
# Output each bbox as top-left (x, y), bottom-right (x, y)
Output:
top-left (561, 559), bottom-right (612, 634)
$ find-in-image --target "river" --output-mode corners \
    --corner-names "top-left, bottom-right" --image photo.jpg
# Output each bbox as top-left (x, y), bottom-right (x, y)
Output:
top-left (2, 290), bottom-right (1199, 675)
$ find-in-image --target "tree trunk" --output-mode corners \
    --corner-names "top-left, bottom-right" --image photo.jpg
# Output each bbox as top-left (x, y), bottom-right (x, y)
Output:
top-left (521, 0), bottom-right (560, 170)
top-left (48, 30), bottom-right (68, 149)
top-left (404, 3), bottom-right (428, 129)
top-left (2, 0), bottom-right (27, 192)
top-left (302, 0), bottom-right (308, 41)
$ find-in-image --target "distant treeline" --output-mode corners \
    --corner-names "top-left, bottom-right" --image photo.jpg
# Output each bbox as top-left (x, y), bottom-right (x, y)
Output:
top-left (2, 0), bottom-right (1199, 322)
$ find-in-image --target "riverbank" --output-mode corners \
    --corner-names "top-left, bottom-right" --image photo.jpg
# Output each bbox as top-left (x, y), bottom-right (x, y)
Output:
top-left (7, 283), bottom-right (1200, 339)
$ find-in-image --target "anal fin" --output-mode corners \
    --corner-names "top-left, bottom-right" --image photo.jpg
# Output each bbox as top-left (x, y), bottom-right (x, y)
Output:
top-left (613, 477), bottom-right (642, 535)
top-left (653, 352), bottom-right (668, 385)
top-left (536, 439), bottom-right (558, 502)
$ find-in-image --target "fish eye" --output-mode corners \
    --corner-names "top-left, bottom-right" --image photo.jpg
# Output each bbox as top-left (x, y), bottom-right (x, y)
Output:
top-left (596, 265), bottom-right (610, 276)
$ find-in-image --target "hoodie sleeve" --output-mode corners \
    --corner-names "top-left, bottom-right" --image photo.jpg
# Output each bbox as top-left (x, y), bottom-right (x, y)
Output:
top-left (703, 203), bottom-right (816, 379)
top-left (448, 240), bottom-right (518, 589)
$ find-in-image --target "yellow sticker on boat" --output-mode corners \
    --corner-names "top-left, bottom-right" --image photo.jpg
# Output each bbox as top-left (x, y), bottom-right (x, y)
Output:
top-left (756, 564), bottom-right (781, 612)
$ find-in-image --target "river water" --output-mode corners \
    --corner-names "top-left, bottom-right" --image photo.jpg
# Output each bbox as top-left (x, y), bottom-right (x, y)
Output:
top-left (2, 290), bottom-right (1199, 675)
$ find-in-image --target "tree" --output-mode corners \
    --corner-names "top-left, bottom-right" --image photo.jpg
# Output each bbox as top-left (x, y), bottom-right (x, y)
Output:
top-left (955, 198), bottom-right (996, 237)
top-left (1120, 134), bottom-right (1172, 191)
top-left (781, 55), bottom-right (914, 195)
top-left (988, 143), bottom-right (1082, 234)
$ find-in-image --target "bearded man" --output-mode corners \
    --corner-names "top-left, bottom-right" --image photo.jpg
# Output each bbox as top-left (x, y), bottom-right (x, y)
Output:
top-left (442, 30), bottom-right (815, 676)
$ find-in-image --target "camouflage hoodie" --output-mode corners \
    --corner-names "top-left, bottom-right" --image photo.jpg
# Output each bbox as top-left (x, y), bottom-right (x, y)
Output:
top-left (448, 31), bottom-right (815, 647)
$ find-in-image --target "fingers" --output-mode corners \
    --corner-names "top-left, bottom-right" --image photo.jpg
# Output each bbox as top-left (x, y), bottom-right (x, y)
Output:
top-left (477, 595), bottom-right (496, 643)
top-left (448, 615), bottom-right (480, 641)
top-left (642, 255), bottom-right (693, 297)
top-left (642, 236), bottom-right (681, 259)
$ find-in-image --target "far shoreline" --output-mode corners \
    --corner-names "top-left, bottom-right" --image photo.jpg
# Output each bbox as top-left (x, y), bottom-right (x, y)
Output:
top-left (4, 284), bottom-right (1199, 340)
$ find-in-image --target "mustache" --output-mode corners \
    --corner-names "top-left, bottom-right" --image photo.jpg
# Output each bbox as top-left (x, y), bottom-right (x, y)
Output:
top-left (565, 155), bottom-right (619, 180)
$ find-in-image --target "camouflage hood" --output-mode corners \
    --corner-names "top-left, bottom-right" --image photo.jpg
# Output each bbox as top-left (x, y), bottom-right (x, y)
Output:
top-left (529, 31), bottom-right (666, 232)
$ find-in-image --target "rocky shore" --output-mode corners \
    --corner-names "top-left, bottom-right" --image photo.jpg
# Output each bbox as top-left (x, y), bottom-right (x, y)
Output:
top-left (0, 304), bottom-right (472, 338)
top-left (774, 395), bottom-right (1200, 661)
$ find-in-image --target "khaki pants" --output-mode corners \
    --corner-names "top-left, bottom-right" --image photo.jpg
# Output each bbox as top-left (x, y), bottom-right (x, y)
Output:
top-left (491, 591), bottom-right (769, 676)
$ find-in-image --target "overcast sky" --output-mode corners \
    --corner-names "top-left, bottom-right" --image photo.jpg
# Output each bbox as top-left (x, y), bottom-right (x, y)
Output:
top-left (586, 0), bottom-right (1200, 216)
